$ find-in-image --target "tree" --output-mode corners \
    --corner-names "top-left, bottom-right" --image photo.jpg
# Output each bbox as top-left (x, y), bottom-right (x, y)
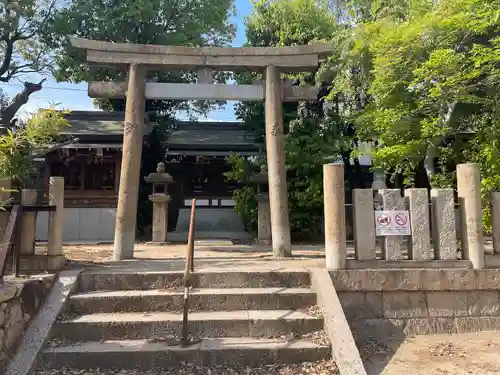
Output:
top-left (44, 0), bottom-right (236, 115)
top-left (322, 0), bottom-right (500, 228)
top-left (227, 0), bottom-right (341, 240)
top-left (0, 0), bottom-right (57, 126)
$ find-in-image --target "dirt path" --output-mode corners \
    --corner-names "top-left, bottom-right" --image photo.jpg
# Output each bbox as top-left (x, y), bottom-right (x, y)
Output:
top-left (36, 242), bottom-right (328, 271)
top-left (364, 331), bottom-right (500, 375)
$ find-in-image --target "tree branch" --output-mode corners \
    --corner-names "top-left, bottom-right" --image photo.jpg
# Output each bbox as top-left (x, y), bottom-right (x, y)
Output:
top-left (0, 79), bottom-right (47, 125)
top-left (0, 37), bottom-right (14, 79)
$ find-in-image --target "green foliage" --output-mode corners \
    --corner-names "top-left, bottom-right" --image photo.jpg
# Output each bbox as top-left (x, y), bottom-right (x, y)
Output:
top-left (0, 106), bottom-right (70, 184)
top-left (224, 154), bottom-right (259, 231)
top-left (44, 0), bottom-right (236, 114)
top-left (246, 0), bottom-right (337, 47)
top-left (285, 103), bottom-right (343, 239)
top-left (320, 0), bottom-right (500, 230)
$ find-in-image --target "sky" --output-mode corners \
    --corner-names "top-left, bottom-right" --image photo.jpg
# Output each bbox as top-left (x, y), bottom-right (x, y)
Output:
top-left (0, 0), bottom-right (254, 121)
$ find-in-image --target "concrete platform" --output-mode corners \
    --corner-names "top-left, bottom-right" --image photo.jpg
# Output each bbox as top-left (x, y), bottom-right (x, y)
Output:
top-left (40, 338), bottom-right (331, 369)
top-left (67, 287), bottom-right (316, 313)
top-left (53, 310), bottom-right (323, 341)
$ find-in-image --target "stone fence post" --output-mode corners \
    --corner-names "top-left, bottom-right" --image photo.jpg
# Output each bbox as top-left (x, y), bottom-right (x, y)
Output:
top-left (352, 189), bottom-right (376, 260)
top-left (431, 189), bottom-right (457, 260)
top-left (0, 178), bottom-right (12, 239)
top-left (47, 177), bottom-right (64, 256)
top-left (323, 163), bottom-right (346, 269)
top-left (257, 194), bottom-right (272, 244)
top-left (20, 189), bottom-right (38, 255)
top-left (457, 163), bottom-right (484, 269)
top-left (405, 188), bottom-right (432, 260)
top-left (379, 189), bottom-right (406, 260)
top-left (490, 191), bottom-right (500, 255)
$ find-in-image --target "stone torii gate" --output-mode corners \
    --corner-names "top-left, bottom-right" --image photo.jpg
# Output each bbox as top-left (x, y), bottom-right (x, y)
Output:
top-left (70, 37), bottom-right (333, 260)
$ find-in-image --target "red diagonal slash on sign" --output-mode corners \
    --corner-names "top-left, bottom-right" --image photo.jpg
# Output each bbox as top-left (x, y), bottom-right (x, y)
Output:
top-left (376, 214), bottom-right (391, 227)
top-left (395, 213), bottom-right (408, 226)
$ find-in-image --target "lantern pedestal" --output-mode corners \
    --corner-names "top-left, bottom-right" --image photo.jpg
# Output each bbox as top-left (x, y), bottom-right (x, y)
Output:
top-left (145, 162), bottom-right (174, 244)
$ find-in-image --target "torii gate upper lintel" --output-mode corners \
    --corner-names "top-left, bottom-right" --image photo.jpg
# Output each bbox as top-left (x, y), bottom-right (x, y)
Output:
top-left (69, 36), bottom-right (334, 260)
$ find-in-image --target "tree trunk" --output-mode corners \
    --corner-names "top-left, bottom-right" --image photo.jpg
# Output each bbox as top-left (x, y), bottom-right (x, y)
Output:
top-left (1, 79), bottom-right (46, 126)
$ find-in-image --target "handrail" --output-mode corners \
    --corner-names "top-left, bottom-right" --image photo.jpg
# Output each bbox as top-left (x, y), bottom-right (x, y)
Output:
top-left (185, 198), bottom-right (196, 273)
top-left (0, 205), bottom-right (20, 281)
top-left (0, 203), bottom-right (57, 279)
top-left (181, 198), bottom-right (196, 347)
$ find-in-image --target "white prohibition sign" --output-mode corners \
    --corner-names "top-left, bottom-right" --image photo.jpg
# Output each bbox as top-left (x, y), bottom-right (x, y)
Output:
top-left (395, 213), bottom-right (408, 226)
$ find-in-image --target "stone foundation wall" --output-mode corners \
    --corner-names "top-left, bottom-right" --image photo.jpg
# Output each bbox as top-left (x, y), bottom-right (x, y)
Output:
top-left (330, 269), bottom-right (500, 342)
top-left (0, 275), bottom-right (55, 373)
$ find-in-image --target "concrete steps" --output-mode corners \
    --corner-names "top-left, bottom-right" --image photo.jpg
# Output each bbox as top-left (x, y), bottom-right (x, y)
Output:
top-left (52, 310), bottom-right (323, 341)
top-left (40, 338), bottom-right (330, 370)
top-left (67, 287), bottom-right (316, 313)
top-left (77, 270), bottom-right (311, 291)
top-left (39, 270), bottom-right (330, 371)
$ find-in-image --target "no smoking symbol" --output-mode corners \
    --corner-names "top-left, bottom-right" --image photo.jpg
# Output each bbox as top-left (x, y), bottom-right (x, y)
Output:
top-left (395, 213), bottom-right (407, 226)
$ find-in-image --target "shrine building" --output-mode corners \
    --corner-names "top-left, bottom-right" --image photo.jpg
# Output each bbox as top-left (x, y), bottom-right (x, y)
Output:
top-left (34, 111), bottom-right (258, 243)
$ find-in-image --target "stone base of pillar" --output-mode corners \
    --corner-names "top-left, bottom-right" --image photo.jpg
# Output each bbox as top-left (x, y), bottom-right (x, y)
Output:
top-left (149, 194), bottom-right (171, 243)
top-left (257, 194), bottom-right (272, 244)
top-left (145, 241), bottom-right (171, 246)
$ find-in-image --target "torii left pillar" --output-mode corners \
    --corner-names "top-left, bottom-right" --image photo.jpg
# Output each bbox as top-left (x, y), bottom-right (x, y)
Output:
top-left (265, 66), bottom-right (292, 257)
top-left (113, 64), bottom-right (146, 260)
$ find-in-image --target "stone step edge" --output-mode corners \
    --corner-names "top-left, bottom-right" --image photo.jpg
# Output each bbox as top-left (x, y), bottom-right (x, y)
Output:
top-left (69, 287), bottom-right (315, 299)
top-left (44, 338), bottom-right (329, 353)
top-left (57, 310), bottom-right (321, 324)
top-left (80, 269), bottom-right (311, 276)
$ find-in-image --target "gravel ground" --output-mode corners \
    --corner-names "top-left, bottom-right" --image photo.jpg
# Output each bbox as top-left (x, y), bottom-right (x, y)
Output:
top-left (34, 360), bottom-right (339, 375)
top-left (363, 331), bottom-right (500, 375)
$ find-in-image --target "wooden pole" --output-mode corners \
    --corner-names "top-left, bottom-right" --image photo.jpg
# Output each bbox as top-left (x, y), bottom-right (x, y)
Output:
top-left (186, 199), bottom-right (196, 272)
top-left (181, 199), bottom-right (196, 347)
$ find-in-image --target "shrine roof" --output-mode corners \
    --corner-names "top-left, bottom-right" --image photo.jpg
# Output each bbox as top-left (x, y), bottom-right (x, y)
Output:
top-left (164, 121), bottom-right (258, 149)
top-left (62, 111), bottom-right (154, 136)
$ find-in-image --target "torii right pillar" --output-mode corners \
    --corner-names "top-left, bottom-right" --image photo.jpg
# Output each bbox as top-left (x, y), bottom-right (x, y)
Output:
top-left (265, 66), bottom-right (292, 257)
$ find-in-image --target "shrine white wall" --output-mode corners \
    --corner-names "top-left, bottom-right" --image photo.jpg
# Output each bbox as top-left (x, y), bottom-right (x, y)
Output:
top-left (36, 208), bottom-right (117, 243)
top-left (176, 208), bottom-right (246, 233)
top-left (35, 206), bottom-right (248, 243)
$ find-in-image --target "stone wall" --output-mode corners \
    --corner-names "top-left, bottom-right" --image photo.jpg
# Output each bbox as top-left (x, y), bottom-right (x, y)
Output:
top-left (0, 275), bottom-right (55, 373)
top-left (330, 269), bottom-right (500, 342)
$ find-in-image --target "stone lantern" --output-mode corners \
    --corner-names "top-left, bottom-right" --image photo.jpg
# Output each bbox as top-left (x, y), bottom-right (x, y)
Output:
top-left (250, 165), bottom-right (271, 244)
top-left (144, 162), bottom-right (174, 243)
